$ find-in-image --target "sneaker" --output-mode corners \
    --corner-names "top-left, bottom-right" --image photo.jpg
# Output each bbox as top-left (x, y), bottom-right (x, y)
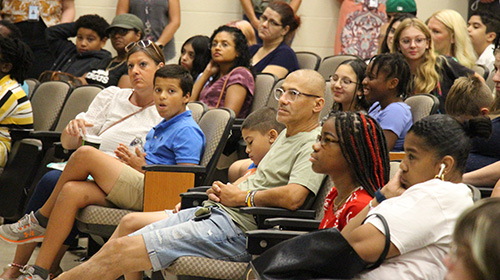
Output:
top-left (15, 266), bottom-right (49, 280)
top-left (0, 212), bottom-right (45, 244)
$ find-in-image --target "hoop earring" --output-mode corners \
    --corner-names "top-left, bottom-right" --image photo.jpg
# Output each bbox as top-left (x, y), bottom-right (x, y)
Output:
top-left (434, 163), bottom-right (446, 181)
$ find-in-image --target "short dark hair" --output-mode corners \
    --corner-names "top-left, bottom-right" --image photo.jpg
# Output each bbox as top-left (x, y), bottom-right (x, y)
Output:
top-left (179, 35), bottom-right (211, 79)
top-left (241, 107), bottom-right (285, 134)
top-left (154, 64), bottom-right (193, 97)
top-left (368, 52), bottom-right (412, 98)
top-left (0, 20), bottom-right (22, 38)
top-left (75, 14), bottom-right (110, 40)
top-left (409, 114), bottom-right (492, 174)
top-left (445, 75), bottom-right (493, 117)
top-left (471, 10), bottom-right (500, 34)
top-left (0, 36), bottom-right (33, 82)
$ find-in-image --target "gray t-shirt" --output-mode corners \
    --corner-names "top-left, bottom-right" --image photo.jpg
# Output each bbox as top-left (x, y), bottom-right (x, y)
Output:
top-left (128, 0), bottom-right (175, 61)
top-left (205, 127), bottom-right (325, 232)
top-left (252, 0), bottom-right (292, 14)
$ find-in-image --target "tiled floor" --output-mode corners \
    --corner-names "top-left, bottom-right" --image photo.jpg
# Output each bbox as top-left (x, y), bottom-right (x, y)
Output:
top-left (0, 240), bottom-right (85, 276)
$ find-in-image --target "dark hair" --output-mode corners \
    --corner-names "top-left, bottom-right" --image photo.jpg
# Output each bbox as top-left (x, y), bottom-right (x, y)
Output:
top-left (154, 64), bottom-right (193, 97)
top-left (0, 20), bottom-right (21, 39)
top-left (445, 75), bottom-right (493, 117)
top-left (75, 14), bottom-right (110, 40)
top-left (333, 58), bottom-right (369, 112)
top-left (209, 25), bottom-right (252, 72)
top-left (368, 52), bottom-right (412, 98)
top-left (471, 10), bottom-right (500, 34)
top-left (126, 40), bottom-right (166, 65)
top-left (0, 37), bottom-right (33, 82)
top-left (178, 35), bottom-right (211, 79)
top-left (380, 13), bottom-right (416, 54)
top-left (409, 114), bottom-right (492, 174)
top-left (323, 111), bottom-right (390, 197)
top-left (267, 1), bottom-right (301, 45)
top-left (241, 107), bottom-right (285, 134)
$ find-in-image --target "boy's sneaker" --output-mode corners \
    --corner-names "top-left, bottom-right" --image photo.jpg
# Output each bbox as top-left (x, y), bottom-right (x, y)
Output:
top-left (0, 212), bottom-right (45, 244)
top-left (15, 265), bottom-right (49, 280)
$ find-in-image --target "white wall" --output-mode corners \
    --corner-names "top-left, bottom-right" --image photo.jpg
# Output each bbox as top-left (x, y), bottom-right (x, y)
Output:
top-left (75, 0), bottom-right (468, 62)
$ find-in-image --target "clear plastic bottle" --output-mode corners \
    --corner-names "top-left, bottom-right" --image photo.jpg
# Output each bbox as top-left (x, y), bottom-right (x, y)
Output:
top-left (129, 136), bottom-right (144, 153)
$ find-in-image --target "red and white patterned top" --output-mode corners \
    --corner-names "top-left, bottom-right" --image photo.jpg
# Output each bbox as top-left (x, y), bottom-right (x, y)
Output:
top-left (319, 186), bottom-right (372, 230)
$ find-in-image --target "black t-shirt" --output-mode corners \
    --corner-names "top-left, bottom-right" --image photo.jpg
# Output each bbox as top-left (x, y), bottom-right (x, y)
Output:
top-left (431, 56), bottom-right (474, 113)
top-left (85, 58), bottom-right (128, 87)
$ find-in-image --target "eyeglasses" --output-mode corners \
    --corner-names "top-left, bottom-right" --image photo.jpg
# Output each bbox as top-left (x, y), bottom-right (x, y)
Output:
top-left (109, 27), bottom-right (131, 37)
top-left (329, 75), bottom-right (359, 88)
top-left (316, 134), bottom-right (339, 148)
top-left (399, 37), bottom-right (428, 47)
top-left (125, 40), bottom-right (163, 58)
top-left (259, 15), bottom-right (282, 27)
top-left (274, 88), bottom-right (321, 102)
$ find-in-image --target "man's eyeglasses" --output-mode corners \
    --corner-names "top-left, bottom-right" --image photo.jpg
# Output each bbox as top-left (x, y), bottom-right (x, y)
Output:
top-left (274, 88), bottom-right (321, 102)
top-left (329, 75), bottom-right (359, 88)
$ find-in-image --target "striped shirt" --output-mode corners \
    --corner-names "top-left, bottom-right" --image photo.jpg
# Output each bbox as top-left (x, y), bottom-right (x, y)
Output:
top-left (0, 75), bottom-right (33, 166)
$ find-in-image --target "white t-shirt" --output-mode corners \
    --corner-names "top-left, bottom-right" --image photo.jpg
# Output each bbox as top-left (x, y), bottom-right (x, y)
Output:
top-left (356, 179), bottom-right (473, 280)
top-left (476, 44), bottom-right (495, 73)
top-left (75, 86), bottom-right (163, 156)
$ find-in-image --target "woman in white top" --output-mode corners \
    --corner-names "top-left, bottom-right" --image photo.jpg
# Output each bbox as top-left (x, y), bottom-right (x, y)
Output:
top-left (0, 40), bottom-right (165, 280)
top-left (343, 114), bottom-right (492, 279)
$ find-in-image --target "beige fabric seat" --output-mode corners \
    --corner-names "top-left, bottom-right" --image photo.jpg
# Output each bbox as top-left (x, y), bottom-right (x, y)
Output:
top-left (404, 94), bottom-right (439, 123)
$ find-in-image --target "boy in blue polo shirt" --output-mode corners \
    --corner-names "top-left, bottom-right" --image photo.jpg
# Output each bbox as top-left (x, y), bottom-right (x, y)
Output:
top-left (0, 65), bottom-right (205, 280)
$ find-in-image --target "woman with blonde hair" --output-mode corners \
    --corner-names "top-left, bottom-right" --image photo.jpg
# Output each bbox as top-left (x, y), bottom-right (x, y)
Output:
top-left (392, 18), bottom-right (476, 113)
top-left (426, 9), bottom-right (477, 69)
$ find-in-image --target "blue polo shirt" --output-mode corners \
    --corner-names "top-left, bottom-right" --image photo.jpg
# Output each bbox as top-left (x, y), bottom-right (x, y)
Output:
top-left (144, 110), bottom-right (205, 165)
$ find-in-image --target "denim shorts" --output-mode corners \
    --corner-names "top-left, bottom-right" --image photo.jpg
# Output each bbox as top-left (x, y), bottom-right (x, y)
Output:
top-left (129, 206), bottom-right (250, 271)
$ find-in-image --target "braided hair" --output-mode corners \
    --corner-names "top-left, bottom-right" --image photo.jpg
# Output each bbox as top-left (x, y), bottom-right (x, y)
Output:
top-left (0, 37), bottom-right (33, 82)
top-left (410, 114), bottom-right (492, 174)
top-left (369, 52), bottom-right (412, 99)
top-left (323, 111), bottom-right (390, 197)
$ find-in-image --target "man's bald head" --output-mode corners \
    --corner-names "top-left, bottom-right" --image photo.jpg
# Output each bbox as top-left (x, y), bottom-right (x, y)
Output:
top-left (285, 69), bottom-right (326, 98)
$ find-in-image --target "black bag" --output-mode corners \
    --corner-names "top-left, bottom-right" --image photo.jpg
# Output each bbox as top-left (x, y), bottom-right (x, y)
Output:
top-left (247, 213), bottom-right (391, 280)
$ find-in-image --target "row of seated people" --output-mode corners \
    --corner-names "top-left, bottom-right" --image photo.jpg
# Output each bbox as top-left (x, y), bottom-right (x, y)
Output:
top-left (0, 3), bottom-right (499, 280)
top-left (0, 63), bottom-right (499, 279)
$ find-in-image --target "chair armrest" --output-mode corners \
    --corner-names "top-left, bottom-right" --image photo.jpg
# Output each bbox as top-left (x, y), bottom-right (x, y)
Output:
top-left (142, 165), bottom-right (202, 212)
top-left (187, 186), bottom-right (210, 192)
top-left (246, 229), bottom-right (307, 255)
top-left (264, 217), bottom-right (320, 230)
top-left (389, 152), bottom-right (405, 161)
top-left (9, 128), bottom-right (33, 145)
top-left (53, 142), bottom-right (74, 160)
top-left (240, 207), bottom-right (315, 229)
top-left (233, 118), bottom-right (244, 130)
top-left (30, 131), bottom-right (62, 149)
top-left (179, 191), bottom-right (208, 209)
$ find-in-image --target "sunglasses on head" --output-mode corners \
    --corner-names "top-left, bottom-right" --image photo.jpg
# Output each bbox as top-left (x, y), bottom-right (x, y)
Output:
top-left (125, 40), bottom-right (163, 59)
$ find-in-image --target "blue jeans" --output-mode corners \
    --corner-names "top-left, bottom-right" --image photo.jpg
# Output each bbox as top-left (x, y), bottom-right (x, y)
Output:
top-left (25, 170), bottom-right (80, 245)
top-left (130, 206), bottom-right (250, 271)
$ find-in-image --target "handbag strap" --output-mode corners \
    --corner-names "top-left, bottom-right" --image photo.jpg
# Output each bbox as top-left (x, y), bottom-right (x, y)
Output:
top-left (215, 67), bottom-right (242, 108)
top-left (97, 99), bottom-right (154, 136)
top-left (363, 213), bottom-right (391, 270)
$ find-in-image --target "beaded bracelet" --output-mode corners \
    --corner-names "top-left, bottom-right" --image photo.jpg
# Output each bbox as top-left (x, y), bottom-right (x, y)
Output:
top-left (9, 263), bottom-right (24, 269)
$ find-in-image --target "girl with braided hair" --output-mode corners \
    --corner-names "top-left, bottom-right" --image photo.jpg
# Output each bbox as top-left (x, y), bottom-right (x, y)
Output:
top-left (363, 52), bottom-right (413, 152)
top-left (342, 114), bottom-right (492, 279)
top-left (310, 111), bottom-right (389, 230)
top-left (0, 36), bottom-right (33, 167)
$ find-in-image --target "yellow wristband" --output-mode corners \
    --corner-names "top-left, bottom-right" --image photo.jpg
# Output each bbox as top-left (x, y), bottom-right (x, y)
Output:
top-left (245, 190), bottom-right (252, 207)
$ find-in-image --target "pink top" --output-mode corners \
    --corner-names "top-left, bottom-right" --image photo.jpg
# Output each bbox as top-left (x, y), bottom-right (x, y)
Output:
top-left (319, 186), bottom-right (372, 230)
top-left (199, 67), bottom-right (254, 118)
